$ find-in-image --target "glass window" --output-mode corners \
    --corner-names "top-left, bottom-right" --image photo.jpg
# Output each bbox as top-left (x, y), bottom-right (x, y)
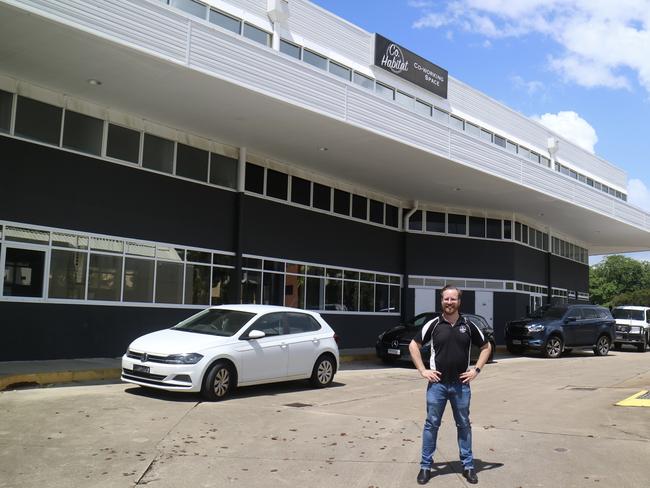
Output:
top-left (541, 156), bottom-right (550, 168)
top-left (142, 133), bottom-right (174, 174)
top-left (186, 250), bottom-right (210, 263)
top-left (106, 124), bottom-right (140, 164)
top-left (434, 108), bottom-right (449, 124)
top-left (261, 272), bottom-right (284, 306)
top-left (375, 82), bottom-right (394, 101)
top-left (353, 72), bottom-right (374, 90)
top-left (515, 222), bottom-right (521, 241)
top-left (126, 241), bottom-right (155, 258)
top-left (325, 279), bottom-right (342, 310)
top-left (395, 91), bottom-right (414, 110)
top-left (243, 23), bottom-right (270, 46)
top-left (389, 285), bottom-right (400, 313)
top-left (415, 100), bottom-right (432, 117)
top-left (506, 141), bottom-right (518, 154)
top-left (245, 162), bottom-right (264, 194)
top-left (156, 261), bottom-right (184, 303)
top-left (494, 135), bottom-right (506, 148)
top-left (530, 152), bottom-right (541, 164)
top-left (209, 9), bottom-right (241, 34)
top-left (242, 257), bottom-right (262, 269)
top-left (343, 280), bottom-right (359, 311)
top-left (284, 273), bottom-right (304, 308)
top-left (469, 216), bottom-right (486, 237)
top-left (286, 312), bottom-right (321, 333)
top-left (306, 277), bottom-right (324, 310)
top-left (609, 187), bottom-right (616, 196)
top-left (344, 270), bottom-right (359, 281)
top-left (88, 254), bottom-right (122, 301)
top-left (241, 270), bottom-right (261, 304)
top-left (465, 122), bottom-right (480, 137)
top-left (426, 211), bottom-right (445, 233)
top-left (5, 226), bottom-right (49, 244)
top-left (375, 283), bottom-right (389, 312)
top-left (601, 184), bottom-right (609, 194)
top-left (504, 220), bottom-right (512, 239)
top-left (249, 312), bottom-right (283, 336)
top-left (48, 250), bottom-right (87, 299)
top-left (369, 199), bottom-right (384, 224)
top-left (333, 189), bottom-right (350, 215)
top-left (313, 183), bottom-right (331, 211)
top-left (536, 230), bottom-right (544, 250)
top-left (555, 162), bottom-right (561, 172)
top-left (266, 169), bottom-right (288, 200)
top-left (280, 39), bottom-right (300, 59)
top-left (480, 129), bottom-right (492, 142)
top-left (291, 176), bottom-right (311, 206)
top-left (561, 165), bottom-right (571, 176)
top-left (15, 96), bottom-right (62, 145)
top-left (62, 110), bottom-right (103, 156)
top-left (123, 258), bottom-right (154, 302)
top-left (448, 214), bottom-right (466, 235)
top-left (409, 210), bottom-right (423, 231)
top-left (176, 143), bottom-right (208, 182)
top-left (185, 264), bottom-right (210, 305)
top-left (594, 181), bottom-right (602, 190)
top-left (586, 177), bottom-right (594, 187)
top-left (522, 224), bottom-right (529, 245)
top-left (52, 232), bottom-right (88, 249)
top-left (352, 195), bottom-right (367, 220)
top-left (3, 248), bottom-right (46, 298)
top-left (211, 267), bottom-right (235, 305)
top-left (543, 233), bottom-right (549, 251)
top-left (329, 61), bottom-right (351, 81)
top-left (303, 49), bottom-right (327, 70)
top-left (171, 0), bottom-right (206, 18)
top-left (570, 169), bottom-right (578, 179)
top-left (209, 152), bottom-right (237, 188)
top-left (0, 89), bottom-right (12, 133)
top-left (450, 115), bottom-right (464, 130)
top-left (487, 218), bottom-right (501, 239)
top-left (386, 204), bottom-right (399, 228)
top-left (359, 282), bottom-right (374, 311)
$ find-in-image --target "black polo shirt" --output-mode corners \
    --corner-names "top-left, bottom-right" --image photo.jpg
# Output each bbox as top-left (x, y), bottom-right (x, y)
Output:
top-left (415, 314), bottom-right (487, 383)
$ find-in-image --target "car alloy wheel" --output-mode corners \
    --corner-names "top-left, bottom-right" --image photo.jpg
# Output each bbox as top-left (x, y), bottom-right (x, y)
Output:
top-left (544, 336), bottom-right (562, 358)
top-left (594, 335), bottom-right (610, 356)
top-left (311, 355), bottom-right (335, 388)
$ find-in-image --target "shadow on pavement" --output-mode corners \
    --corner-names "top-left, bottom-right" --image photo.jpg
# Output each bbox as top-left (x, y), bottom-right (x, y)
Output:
top-left (430, 458), bottom-right (505, 479)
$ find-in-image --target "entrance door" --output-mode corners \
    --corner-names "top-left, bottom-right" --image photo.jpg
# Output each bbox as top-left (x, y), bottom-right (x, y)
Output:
top-left (475, 291), bottom-right (493, 326)
top-left (1, 245), bottom-right (47, 298)
top-left (414, 288), bottom-right (436, 315)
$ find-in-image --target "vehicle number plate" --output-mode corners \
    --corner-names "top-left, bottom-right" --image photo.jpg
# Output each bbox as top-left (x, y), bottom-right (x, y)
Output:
top-left (388, 348), bottom-right (401, 355)
top-left (133, 364), bottom-right (150, 374)
top-left (511, 339), bottom-right (522, 345)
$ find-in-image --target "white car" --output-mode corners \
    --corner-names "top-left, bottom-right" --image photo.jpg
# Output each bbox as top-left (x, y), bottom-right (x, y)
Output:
top-left (612, 306), bottom-right (650, 352)
top-left (121, 305), bottom-right (340, 400)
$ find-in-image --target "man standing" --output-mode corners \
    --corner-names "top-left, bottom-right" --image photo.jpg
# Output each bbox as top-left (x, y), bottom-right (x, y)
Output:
top-left (409, 285), bottom-right (491, 485)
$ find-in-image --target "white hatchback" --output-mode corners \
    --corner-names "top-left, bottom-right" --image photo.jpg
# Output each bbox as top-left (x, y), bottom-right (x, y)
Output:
top-left (121, 305), bottom-right (340, 400)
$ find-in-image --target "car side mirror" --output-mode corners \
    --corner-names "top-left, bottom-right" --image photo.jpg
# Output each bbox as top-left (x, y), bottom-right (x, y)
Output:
top-left (246, 329), bottom-right (266, 340)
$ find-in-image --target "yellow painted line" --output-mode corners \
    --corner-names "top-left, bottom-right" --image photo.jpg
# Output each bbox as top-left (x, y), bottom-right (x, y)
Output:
top-left (0, 368), bottom-right (122, 391)
top-left (616, 390), bottom-right (650, 407)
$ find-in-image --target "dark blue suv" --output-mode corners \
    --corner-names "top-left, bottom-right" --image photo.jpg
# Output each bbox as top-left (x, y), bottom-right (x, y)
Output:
top-left (505, 304), bottom-right (615, 358)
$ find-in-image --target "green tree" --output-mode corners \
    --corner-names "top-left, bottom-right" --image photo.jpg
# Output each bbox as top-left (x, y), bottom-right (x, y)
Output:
top-left (589, 255), bottom-right (650, 305)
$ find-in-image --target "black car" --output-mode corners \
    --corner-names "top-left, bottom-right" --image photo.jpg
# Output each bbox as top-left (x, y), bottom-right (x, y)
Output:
top-left (505, 304), bottom-right (615, 358)
top-left (375, 312), bottom-right (496, 364)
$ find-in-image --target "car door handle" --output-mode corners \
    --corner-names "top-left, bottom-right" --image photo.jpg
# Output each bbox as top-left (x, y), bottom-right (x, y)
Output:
top-left (312, 338), bottom-right (320, 344)
top-left (280, 343), bottom-right (288, 349)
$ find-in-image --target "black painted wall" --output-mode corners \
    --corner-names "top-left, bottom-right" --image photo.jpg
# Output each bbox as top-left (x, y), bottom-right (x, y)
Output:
top-left (0, 137), bottom-right (236, 250)
top-left (550, 254), bottom-right (589, 292)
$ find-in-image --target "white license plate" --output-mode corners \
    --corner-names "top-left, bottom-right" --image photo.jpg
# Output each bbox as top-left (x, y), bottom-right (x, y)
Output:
top-left (511, 339), bottom-right (522, 345)
top-left (388, 348), bottom-right (401, 355)
top-left (133, 364), bottom-right (150, 374)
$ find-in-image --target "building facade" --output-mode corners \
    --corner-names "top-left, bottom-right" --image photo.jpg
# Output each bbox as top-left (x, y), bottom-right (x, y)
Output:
top-left (1, 0), bottom-right (649, 360)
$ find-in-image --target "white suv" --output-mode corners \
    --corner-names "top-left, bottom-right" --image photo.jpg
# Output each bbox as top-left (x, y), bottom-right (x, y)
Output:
top-left (611, 306), bottom-right (650, 352)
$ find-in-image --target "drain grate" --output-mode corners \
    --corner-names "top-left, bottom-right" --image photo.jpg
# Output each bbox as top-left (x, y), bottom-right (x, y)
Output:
top-left (284, 402), bottom-right (312, 408)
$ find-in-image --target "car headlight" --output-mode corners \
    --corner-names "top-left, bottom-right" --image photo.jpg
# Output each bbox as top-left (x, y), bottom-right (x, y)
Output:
top-left (164, 353), bottom-right (204, 364)
top-left (630, 326), bottom-right (642, 334)
top-left (527, 324), bottom-right (545, 332)
top-left (616, 325), bottom-right (625, 332)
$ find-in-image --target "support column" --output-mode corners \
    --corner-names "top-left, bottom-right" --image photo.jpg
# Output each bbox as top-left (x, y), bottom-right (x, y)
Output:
top-left (234, 147), bottom-right (247, 303)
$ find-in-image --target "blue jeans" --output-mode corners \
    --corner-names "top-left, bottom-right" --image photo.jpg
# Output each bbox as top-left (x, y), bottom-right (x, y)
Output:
top-left (420, 381), bottom-right (474, 470)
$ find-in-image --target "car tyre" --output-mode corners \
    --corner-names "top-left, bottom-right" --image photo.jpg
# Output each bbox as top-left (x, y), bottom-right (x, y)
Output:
top-left (593, 335), bottom-right (611, 356)
top-left (310, 354), bottom-right (336, 388)
top-left (543, 335), bottom-right (563, 359)
top-left (637, 336), bottom-right (647, 353)
top-left (507, 344), bottom-right (523, 355)
top-left (201, 360), bottom-right (235, 401)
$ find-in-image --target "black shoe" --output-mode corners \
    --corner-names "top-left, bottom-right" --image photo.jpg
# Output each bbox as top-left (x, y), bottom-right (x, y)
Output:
top-left (463, 468), bottom-right (478, 484)
top-left (417, 468), bottom-right (432, 485)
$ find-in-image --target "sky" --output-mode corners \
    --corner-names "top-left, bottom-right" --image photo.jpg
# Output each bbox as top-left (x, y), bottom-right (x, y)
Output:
top-left (311, 0), bottom-right (650, 265)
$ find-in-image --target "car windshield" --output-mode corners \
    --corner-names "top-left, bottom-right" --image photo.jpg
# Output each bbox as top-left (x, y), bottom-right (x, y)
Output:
top-left (172, 309), bottom-right (255, 336)
top-left (407, 313), bottom-right (436, 327)
top-left (542, 307), bottom-right (567, 320)
top-left (612, 309), bottom-right (645, 321)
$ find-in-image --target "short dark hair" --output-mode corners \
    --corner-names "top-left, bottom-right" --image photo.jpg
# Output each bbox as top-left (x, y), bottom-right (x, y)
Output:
top-left (441, 285), bottom-right (462, 299)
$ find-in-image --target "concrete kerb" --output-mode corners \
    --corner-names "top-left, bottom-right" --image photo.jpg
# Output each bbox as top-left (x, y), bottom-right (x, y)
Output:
top-left (0, 349), bottom-right (380, 391)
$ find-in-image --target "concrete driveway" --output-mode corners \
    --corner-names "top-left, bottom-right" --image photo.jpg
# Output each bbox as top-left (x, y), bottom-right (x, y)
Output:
top-left (0, 351), bottom-right (648, 487)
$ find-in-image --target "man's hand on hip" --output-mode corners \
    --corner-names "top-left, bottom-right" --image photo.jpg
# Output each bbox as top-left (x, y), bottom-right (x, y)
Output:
top-left (419, 369), bottom-right (441, 382)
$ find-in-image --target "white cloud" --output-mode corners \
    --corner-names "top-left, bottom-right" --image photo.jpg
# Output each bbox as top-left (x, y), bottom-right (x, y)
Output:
top-left (627, 178), bottom-right (650, 211)
top-left (410, 0), bottom-right (650, 94)
top-left (511, 75), bottom-right (544, 95)
top-left (532, 111), bottom-right (598, 153)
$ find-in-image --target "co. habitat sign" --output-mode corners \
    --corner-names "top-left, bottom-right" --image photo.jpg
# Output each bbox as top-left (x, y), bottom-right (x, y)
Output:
top-left (374, 34), bottom-right (448, 99)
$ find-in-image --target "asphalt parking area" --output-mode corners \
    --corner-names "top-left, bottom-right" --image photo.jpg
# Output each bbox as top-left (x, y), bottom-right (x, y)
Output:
top-left (0, 351), bottom-right (648, 488)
